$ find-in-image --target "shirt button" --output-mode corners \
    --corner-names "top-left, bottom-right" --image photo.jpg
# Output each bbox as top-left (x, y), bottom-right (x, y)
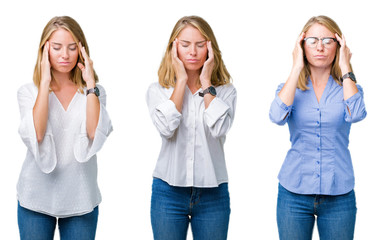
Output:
top-left (317, 134), bottom-right (320, 138)
top-left (317, 174), bottom-right (320, 177)
top-left (316, 121), bottom-right (320, 125)
top-left (317, 147), bottom-right (320, 151)
top-left (317, 161), bottom-right (320, 164)
top-left (317, 108), bottom-right (320, 111)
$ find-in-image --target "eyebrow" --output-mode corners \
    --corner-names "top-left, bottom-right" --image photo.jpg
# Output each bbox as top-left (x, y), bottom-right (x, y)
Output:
top-left (179, 40), bottom-right (207, 44)
top-left (51, 42), bottom-right (77, 46)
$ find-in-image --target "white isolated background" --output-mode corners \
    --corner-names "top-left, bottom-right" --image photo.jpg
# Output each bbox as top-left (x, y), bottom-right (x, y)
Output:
top-left (0, 0), bottom-right (381, 239)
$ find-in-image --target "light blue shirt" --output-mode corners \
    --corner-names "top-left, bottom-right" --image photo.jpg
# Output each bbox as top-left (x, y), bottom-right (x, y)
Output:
top-left (269, 76), bottom-right (366, 195)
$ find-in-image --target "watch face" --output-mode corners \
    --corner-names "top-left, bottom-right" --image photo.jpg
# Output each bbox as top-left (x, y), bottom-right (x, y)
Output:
top-left (349, 72), bottom-right (356, 81)
top-left (95, 87), bottom-right (100, 96)
top-left (209, 86), bottom-right (217, 96)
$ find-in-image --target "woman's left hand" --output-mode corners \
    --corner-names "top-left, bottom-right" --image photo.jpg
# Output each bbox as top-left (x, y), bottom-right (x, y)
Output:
top-left (77, 42), bottom-right (96, 88)
top-left (200, 41), bottom-right (215, 89)
top-left (335, 33), bottom-right (352, 74)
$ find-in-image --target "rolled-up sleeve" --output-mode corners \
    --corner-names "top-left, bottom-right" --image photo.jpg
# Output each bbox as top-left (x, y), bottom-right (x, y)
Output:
top-left (17, 85), bottom-right (57, 173)
top-left (74, 85), bottom-right (113, 163)
top-left (146, 83), bottom-right (182, 139)
top-left (204, 85), bottom-right (236, 138)
top-left (269, 83), bottom-right (293, 125)
top-left (344, 84), bottom-right (367, 123)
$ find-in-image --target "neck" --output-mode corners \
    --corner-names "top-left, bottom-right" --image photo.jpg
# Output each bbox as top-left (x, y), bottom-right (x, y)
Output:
top-left (186, 69), bottom-right (201, 90)
top-left (309, 66), bottom-right (331, 86)
top-left (50, 70), bottom-right (74, 90)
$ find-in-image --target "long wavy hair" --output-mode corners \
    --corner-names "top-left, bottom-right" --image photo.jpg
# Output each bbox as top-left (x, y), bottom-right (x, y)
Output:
top-left (158, 16), bottom-right (231, 88)
top-left (33, 16), bottom-right (98, 92)
top-left (298, 15), bottom-right (352, 91)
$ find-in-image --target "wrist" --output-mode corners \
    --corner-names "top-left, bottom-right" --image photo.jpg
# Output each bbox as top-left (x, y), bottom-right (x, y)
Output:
top-left (340, 65), bottom-right (351, 75)
top-left (200, 79), bottom-right (212, 90)
top-left (176, 77), bottom-right (188, 85)
top-left (86, 81), bottom-right (96, 89)
top-left (40, 80), bottom-right (51, 89)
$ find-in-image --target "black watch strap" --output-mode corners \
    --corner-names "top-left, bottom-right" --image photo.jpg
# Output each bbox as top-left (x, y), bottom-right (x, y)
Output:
top-left (199, 86), bottom-right (216, 97)
top-left (86, 86), bottom-right (100, 97)
top-left (341, 72), bottom-right (356, 83)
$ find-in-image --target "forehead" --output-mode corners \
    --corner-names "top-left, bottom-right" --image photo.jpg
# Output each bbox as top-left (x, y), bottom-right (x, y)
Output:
top-left (306, 23), bottom-right (334, 37)
top-left (177, 25), bottom-right (206, 41)
top-left (49, 28), bottom-right (75, 43)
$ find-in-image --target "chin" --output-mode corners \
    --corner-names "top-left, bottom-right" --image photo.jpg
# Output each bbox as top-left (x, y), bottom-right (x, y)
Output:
top-left (184, 64), bottom-right (203, 72)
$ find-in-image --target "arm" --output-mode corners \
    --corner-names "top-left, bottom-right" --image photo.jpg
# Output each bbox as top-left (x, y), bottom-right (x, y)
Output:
top-left (33, 41), bottom-right (51, 143)
top-left (270, 33), bottom-right (305, 125)
top-left (170, 39), bottom-right (188, 113)
top-left (146, 84), bottom-right (182, 139)
top-left (335, 34), bottom-right (366, 122)
top-left (278, 32), bottom-right (305, 106)
top-left (18, 84), bottom-right (57, 173)
top-left (200, 41), bottom-right (215, 108)
top-left (335, 34), bottom-right (358, 101)
top-left (77, 42), bottom-right (100, 140)
top-left (73, 84), bottom-right (113, 163)
top-left (203, 85), bottom-right (236, 138)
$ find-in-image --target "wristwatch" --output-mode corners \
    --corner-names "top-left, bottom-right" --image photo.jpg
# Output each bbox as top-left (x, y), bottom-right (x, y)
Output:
top-left (86, 86), bottom-right (100, 97)
top-left (199, 86), bottom-right (217, 97)
top-left (341, 72), bottom-right (356, 83)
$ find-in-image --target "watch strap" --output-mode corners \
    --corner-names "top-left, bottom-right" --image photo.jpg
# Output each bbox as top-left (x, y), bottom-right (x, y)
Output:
top-left (199, 86), bottom-right (216, 97)
top-left (86, 86), bottom-right (100, 96)
top-left (341, 72), bottom-right (356, 83)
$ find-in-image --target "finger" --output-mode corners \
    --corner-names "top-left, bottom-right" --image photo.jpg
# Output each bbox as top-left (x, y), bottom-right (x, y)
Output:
top-left (79, 42), bottom-right (89, 61)
top-left (207, 41), bottom-right (214, 60)
top-left (43, 41), bottom-right (50, 60)
top-left (77, 62), bottom-right (85, 71)
top-left (172, 39), bottom-right (178, 59)
top-left (335, 33), bottom-right (345, 46)
top-left (297, 32), bottom-right (305, 44)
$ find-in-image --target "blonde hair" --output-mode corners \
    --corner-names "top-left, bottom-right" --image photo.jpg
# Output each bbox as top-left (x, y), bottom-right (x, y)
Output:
top-left (33, 16), bottom-right (98, 91)
top-left (298, 15), bottom-right (352, 91)
top-left (158, 16), bottom-right (231, 88)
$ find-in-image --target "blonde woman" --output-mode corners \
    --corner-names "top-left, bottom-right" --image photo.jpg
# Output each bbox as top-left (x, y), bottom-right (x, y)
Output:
top-left (269, 15), bottom-right (366, 239)
top-left (146, 16), bottom-right (236, 240)
top-left (17, 16), bottom-right (112, 240)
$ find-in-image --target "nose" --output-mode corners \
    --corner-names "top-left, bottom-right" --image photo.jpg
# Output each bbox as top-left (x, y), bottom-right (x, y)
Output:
top-left (62, 48), bottom-right (70, 59)
top-left (189, 44), bottom-right (197, 56)
top-left (316, 40), bottom-right (324, 51)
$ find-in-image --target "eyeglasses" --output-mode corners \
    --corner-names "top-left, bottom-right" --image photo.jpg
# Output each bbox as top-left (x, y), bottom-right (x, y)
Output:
top-left (304, 37), bottom-right (337, 48)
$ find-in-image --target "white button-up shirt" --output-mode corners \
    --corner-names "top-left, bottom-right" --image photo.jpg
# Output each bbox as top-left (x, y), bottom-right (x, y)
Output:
top-left (146, 82), bottom-right (236, 187)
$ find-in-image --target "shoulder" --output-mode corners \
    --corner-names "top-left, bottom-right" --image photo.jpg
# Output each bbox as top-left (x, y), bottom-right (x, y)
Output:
top-left (147, 82), bottom-right (174, 95)
top-left (215, 83), bottom-right (236, 100)
top-left (148, 82), bottom-right (168, 91)
top-left (17, 83), bottom-right (38, 97)
top-left (216, 83), bottom-right (236, 94)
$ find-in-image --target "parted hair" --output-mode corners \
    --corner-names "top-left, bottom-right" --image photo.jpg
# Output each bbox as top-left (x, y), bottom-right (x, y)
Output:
top-left (298, 15), bottom-right (352, 91)
top-left (33, 16), bottom-right (98, 91)
top-left (158, 16), bottom-right (231, 88)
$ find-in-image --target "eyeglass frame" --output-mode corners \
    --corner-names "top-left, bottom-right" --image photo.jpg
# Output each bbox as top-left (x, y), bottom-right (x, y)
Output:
top-left (303, 37), bottom-right (338, 48)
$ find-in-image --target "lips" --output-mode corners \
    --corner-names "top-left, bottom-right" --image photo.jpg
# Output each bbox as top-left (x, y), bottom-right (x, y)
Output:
top-left (186, 59), bottom-right (199, 63)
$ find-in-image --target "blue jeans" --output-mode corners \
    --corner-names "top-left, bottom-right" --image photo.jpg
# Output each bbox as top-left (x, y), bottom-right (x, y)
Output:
top-left (151, 178), bottom-right (230, 240)
top-left (277, 184), bottom-right (356, 240)
top-left (18, 202), bottom-right (98, 240)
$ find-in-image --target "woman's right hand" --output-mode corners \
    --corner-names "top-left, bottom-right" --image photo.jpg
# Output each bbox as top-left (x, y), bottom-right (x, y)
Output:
top-left (278, 32), bottom-right (305, 106)
top-left (40, 41), bottom-right (51, 86)
top-left (292, 32), bottom-right (305, 72)
top-left (171, 39), bottom-right (188, 83)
